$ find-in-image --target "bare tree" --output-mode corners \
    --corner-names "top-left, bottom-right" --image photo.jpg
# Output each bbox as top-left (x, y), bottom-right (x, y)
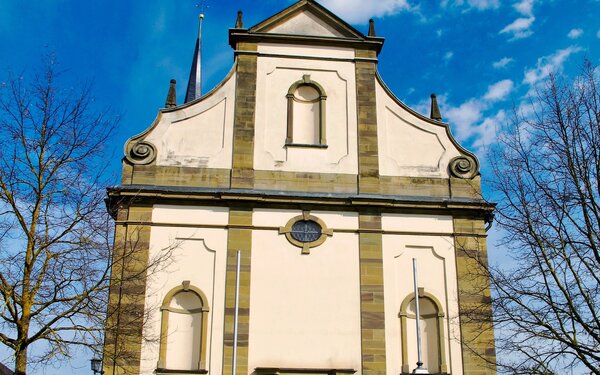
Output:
top-left (489, 60), bottom-right (600, 374)
top-left (0, 58), bottom-right (119, 374)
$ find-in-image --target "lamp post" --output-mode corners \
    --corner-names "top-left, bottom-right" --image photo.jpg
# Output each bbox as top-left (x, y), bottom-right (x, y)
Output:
top-left (90, 358), bottom-right (103, 375)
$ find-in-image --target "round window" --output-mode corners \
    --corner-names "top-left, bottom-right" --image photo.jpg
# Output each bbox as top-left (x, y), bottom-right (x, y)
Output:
top-left (290, 220), bottom-right (322, 243)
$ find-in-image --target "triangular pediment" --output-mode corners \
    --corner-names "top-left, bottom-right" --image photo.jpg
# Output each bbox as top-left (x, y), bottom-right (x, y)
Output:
top-left (250, 0), bottom-right (365, 39)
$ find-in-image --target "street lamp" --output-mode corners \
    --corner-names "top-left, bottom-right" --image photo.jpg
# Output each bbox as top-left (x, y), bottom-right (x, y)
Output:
top-left (90, 358), bottom-right (103, 375)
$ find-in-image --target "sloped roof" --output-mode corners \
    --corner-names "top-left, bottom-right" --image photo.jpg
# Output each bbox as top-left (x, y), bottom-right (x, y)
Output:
top-left (0, 362), bottom-right (14, 375)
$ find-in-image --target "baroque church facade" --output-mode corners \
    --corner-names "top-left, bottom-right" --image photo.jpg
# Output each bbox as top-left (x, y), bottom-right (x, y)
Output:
top-left (104, 1), bottom-right (497, 374)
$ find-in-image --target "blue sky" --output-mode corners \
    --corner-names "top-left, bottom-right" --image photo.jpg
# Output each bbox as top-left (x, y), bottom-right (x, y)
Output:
top-left (1, 0), bottom-right (599, 374)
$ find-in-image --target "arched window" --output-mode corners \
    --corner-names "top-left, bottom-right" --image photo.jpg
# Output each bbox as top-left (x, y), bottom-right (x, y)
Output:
top-left (399, 290), bottom-right (448, 374)
top-left (286, 75), bottom-right (327, 147)
top-left (157, 282), bottom-right (209, 374)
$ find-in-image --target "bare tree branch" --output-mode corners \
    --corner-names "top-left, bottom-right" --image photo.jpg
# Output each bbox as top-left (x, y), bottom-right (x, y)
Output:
top-left (0, 57), bottom-right (127, 375)
top-left (485, 59), bottom-right (600, 374)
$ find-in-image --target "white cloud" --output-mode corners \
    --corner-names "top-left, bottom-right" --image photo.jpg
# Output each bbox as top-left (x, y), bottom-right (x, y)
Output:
top-left (523, 46), bottom-right (584, 86)
top-left (441, 0), bottom-right (500, 11)
top-left (423, 79), bottom-right (514, 146)
top-left (493, 57), bottom-right (514, 69)
top-left (500, 16), bottom-right (535, 40)
top-left (465, 0), bottom-right (500, 10)
top-left (596, 29), bottom-right (600, 38)
top-left (472, 110), bottom-right (507, 149)
top-left (484, 79), bottom-right (514, 101)
top-left (445, 99), bottom-right (486, 139)
top-left (443, 51), bottom-right (454, 61)
top-left (500, 0), bottom-right (536, 40)
top-left (319, 0), bottom-right (412, 23)
top-left (514, 0), bottom-right (534, 17)
top-left (567, 28), bottom-right (583, 39)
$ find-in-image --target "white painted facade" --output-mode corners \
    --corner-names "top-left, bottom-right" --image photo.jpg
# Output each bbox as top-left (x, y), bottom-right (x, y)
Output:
top-left (113, 1), bottom-right (492, 374)
top-left (375, 80), bottom-right (463, 178)
top-left (133, 71), bottom-right (237, 169)
top-left (254, 49), bottom-right (358, 174)
top-left (248, 209), bottom-right (361, 371)
top-left (137, 208), bottom-right (464, 374)
top-left (139, 206), bottom-right (229, 375)
top-left (267, 10), bottom-right (346, 37)
top-left (381, 214), bottom-right (463, 374)
top-left (129, 8), bottom-right (469, 178)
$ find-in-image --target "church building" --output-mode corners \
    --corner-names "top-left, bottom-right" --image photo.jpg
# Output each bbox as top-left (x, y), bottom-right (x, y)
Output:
top-left (104, 1), bottom-right (497, 374)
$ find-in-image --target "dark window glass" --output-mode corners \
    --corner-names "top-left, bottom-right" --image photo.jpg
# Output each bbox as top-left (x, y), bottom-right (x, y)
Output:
top-left (290, 220), bottom-right (322, 243)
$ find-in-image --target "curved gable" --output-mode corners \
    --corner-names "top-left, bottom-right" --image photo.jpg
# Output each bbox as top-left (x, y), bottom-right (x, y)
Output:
top-left (375, 74), bottom-right (480, 179)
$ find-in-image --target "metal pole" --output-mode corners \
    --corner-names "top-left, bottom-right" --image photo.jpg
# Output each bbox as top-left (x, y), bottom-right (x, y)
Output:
top-left (412, 258), bottom-right (428, 374)
top-left (232, 250), bottom-right (241, 375)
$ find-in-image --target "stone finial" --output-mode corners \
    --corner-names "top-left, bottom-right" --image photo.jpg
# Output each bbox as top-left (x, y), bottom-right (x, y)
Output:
top-left (430, 93), bottom-right (442, 121)
top-left (165, 79), bottom-right (177, 108)
top-left (235, 10), bottom-right (244, 28)
top-left (368, 19), bottom-right (376, 37)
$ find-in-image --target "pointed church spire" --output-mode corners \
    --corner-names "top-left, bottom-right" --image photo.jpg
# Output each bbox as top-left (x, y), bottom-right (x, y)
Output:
top-left (235, 10), bottom-right (244, 28)
top-left (430, 93), bottom-right (442, 121)
top-left (368, 19), bottom-right (376, 37)
top-left (165, 79), bottom-right (177, 108)
top-left (185, 11), bottom-right (204, 103)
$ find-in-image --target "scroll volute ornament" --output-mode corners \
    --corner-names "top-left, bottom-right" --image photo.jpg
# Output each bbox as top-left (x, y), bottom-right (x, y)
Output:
top-left (125, 140), bottom-right (157, 165)
top-left (449, 155), bottom-right (479, 179)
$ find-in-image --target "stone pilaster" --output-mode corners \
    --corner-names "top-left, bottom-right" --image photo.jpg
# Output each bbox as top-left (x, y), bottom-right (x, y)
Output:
top-left (231, 43), bottom-right (258, 190)
top-left (359, 213), bottom-right (386, 375)
top-left (450, 176), bottom-right (483, 200)
top-left (103, 206), bottom-right (152, 375)
top-left (222, 208), bottom-right (253, 375)
top-left (355, 49), bottom-right (380, 195)
top-left (454, 218), bottom-right (497, 375)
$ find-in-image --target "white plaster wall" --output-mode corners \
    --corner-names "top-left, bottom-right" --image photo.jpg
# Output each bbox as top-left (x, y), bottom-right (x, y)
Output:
top-left (267, 10), bottom-right (345, 37)
top-left (142, 72), bottom-right (236, 169)
top-left (139, 206), bottom-right (229, 375)
top-left (375, 81), bottom-right (463, 178)
top-left (254, 52), bottom-right (358, 174)
top-left (382, 213), bottom-right (454, 233)
top-left (248, 209), bottom-right (362, 373)
top-left (258, 44), bottom-right (355, 60)
top-left (381, 226), bottom-right (463, 375)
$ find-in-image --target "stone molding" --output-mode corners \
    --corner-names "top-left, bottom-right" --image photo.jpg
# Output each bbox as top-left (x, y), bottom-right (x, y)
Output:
top-left (449, 156), bottom-right (479, 179)
top-left (125, 140), bottom-right (157, 165)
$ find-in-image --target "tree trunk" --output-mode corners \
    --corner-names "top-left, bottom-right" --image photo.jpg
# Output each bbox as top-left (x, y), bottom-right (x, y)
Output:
top-left (14, 345), bottom-right (27, 375)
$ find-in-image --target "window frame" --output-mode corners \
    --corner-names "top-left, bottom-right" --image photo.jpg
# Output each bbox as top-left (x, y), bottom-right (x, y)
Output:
top-left (279, 211), bottom-right (333, 254)
top-left (157, 282), bottom-right (210, 374)
top-left (285, 75), bottom-right (328, 147)
top-left (398, 289), bottom-right (448, 374)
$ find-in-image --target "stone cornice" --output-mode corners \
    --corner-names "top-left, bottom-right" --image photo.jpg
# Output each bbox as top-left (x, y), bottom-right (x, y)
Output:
top-left (229, 30), bottom-right (384, 55)
top-left (106, 184), bottom-right (495, 219)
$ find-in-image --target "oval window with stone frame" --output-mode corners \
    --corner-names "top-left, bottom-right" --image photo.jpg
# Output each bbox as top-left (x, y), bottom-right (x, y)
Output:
top-left (290, 220), bottom-right (322, 243)
top-left (279, 212), bottom-right (333, 254)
